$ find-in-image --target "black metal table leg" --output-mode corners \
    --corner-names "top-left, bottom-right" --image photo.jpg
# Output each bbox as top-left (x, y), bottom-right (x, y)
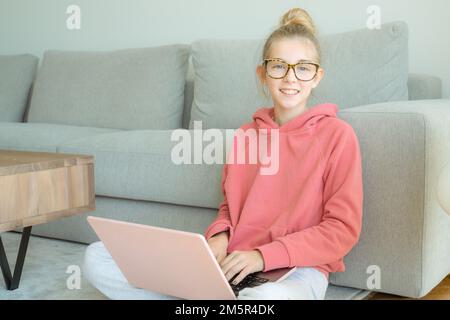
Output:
top-left (0, 226), bottom-right (32, 290)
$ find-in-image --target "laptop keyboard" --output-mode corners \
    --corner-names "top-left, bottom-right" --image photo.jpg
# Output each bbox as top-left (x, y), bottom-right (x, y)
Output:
top-left (229, 273), bottom-right (269, 296)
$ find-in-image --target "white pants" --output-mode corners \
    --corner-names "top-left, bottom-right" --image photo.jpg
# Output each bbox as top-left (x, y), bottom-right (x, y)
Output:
top-left (83, 241), bottom-right (328, 300)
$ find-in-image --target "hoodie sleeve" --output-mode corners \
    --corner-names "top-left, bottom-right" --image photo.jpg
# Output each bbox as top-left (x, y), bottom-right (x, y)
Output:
top-left (204, 163), bottom-right (234, 241)
top-left (255, 125), bottom-right (363, 271)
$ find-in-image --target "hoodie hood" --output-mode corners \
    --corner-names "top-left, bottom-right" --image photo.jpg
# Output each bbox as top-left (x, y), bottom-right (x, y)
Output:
top-left (252, 103), bottom-right (338, 134)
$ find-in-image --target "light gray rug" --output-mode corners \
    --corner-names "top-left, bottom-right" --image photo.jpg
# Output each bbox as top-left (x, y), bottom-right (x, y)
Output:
top-left (0, 232), bottom-right (370, 300)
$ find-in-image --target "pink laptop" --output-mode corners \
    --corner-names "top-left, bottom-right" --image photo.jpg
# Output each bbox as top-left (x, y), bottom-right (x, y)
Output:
top-left (87, 216), bottom-right (297, 300)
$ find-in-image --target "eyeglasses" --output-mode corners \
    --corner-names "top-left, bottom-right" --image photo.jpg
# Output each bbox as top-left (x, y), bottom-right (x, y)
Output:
top-left (263, 58), bottom-right (320, 81)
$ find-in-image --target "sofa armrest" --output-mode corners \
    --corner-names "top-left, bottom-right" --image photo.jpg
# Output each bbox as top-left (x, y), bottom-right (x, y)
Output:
top-left (408, 73), bottom-right (442, 100)
top-left (329, 99), bottom-right (450, 298)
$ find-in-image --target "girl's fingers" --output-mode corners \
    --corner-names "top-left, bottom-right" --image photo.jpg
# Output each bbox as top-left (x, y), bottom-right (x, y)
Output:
top-left (220, 252), bottom-right (239, 274)
top-left (231, 266), bottom-right (253, 285)
top-left (216, 254), bottom-right (224, 264)
top-left (224, 261), bottom-right (247, 282)
top-left (219, 252), bottom-right (233, 268)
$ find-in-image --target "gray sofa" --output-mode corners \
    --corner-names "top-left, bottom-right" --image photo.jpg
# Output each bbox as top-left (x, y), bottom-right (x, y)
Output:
top-left (0, 20), bottom-right (449, 299)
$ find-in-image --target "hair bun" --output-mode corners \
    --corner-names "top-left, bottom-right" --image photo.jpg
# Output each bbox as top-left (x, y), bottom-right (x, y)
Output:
top-left (279, 8), bottom-right (316, 35)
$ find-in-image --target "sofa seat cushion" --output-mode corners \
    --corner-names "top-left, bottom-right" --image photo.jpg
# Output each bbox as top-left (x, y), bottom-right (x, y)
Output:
top-left (57, 129), bottom-right (228, 209)
top-left (0, 122), bottom-right (121, 152)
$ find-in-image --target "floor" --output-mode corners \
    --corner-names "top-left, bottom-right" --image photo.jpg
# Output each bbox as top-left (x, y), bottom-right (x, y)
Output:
top-left (366, 275), bottom-right (450, 300)
top-left (3, 231), bottom-right (448, 300)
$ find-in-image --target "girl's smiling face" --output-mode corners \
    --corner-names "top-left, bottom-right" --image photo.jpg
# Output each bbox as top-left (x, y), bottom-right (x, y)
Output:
top-left (257, 37), bottom-right (324, 112)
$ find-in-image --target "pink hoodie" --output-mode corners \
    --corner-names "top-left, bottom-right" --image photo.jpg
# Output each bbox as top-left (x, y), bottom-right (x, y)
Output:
top-left (204, 103), bottom-right (363, 279)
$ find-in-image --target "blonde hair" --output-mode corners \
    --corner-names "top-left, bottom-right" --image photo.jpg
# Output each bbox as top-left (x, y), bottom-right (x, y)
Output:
top-left (258, 8), bottom-right (321, 99)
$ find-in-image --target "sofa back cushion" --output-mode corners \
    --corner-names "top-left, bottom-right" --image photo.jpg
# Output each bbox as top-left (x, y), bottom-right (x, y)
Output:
top-left (27, 45), bottom-right (190, 130)
top-left (0, 54), bottom-right (38, 122)
top-left (189, 21), bottom-right (409, 129)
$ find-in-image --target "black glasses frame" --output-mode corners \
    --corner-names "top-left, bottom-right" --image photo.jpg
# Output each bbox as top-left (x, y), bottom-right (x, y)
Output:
top-left (263, 58), bottom-right (320, 81)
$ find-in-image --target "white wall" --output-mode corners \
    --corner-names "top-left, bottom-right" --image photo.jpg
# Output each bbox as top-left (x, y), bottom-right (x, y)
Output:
top-left (1, 0), bottom-right (449, 98)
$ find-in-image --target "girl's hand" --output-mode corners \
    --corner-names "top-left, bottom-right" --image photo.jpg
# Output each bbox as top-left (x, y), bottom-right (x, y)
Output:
top-left (220, 250), bottom-right (265, 285)
top-left (207, 231), bottom-right (229, 264)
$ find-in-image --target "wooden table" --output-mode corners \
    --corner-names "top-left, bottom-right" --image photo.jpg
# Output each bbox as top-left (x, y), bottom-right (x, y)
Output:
top-left (0, 149), bottom-right (95, 290)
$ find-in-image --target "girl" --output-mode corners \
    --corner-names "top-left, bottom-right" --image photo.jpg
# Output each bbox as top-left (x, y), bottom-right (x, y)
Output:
top-left (83, 7), bottom-right (363, 300)
top-left (205, 7), bottom-right (363, 300)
